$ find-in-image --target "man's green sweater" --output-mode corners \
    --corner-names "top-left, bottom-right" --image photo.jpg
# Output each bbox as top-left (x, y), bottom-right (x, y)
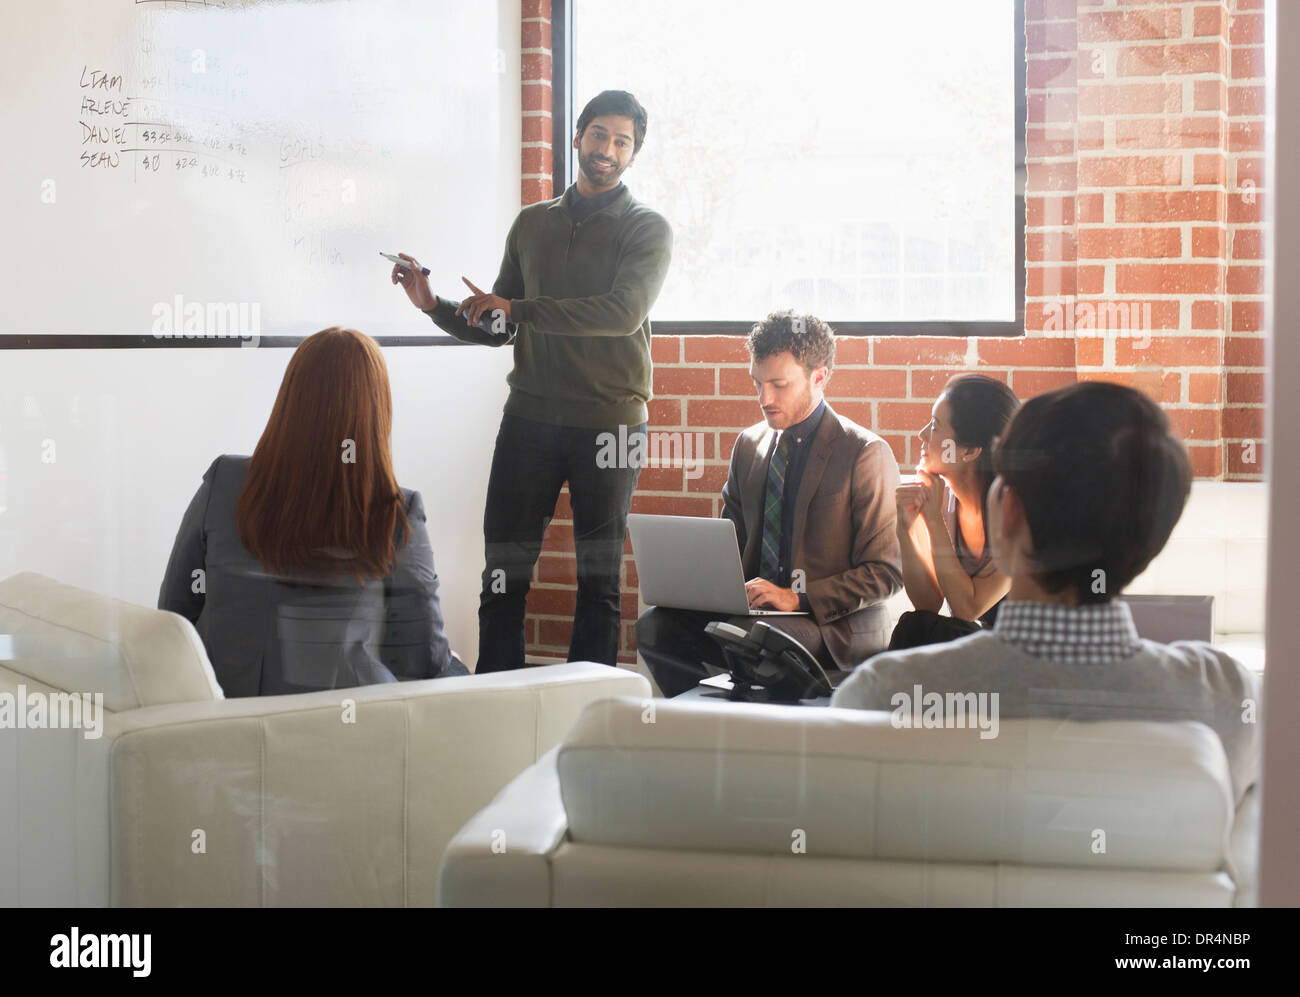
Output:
top-left (424, 185), bottom-right (673, 429)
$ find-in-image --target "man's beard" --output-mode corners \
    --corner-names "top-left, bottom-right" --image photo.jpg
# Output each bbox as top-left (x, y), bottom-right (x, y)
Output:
top-left (768, 385), bottom-right (814, 429)
top-left (580, 151), bottom-right (626, 188)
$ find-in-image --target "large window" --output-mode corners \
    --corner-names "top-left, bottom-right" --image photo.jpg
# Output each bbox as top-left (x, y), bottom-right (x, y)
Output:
top-left (563, 0), bottom-right (1025, 334)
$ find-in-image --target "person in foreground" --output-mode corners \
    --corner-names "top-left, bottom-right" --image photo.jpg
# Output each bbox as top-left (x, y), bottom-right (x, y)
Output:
top-left (890, 374), bottom-right (1018, 647)
top-left (637, 311), bottom-right (903, 697)
top-left (833, 381), bottom-right (1261, 803)
top-left (158, 327), bottom-right (466, 696)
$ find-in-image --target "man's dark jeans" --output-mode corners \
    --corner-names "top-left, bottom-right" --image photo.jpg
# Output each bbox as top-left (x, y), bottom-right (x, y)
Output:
top-left (477, 414), bottom-right (644, 672)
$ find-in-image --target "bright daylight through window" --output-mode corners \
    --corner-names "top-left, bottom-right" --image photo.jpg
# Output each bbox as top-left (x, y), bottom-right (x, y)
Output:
top-left (574, 0), bottom-right (1017, 325)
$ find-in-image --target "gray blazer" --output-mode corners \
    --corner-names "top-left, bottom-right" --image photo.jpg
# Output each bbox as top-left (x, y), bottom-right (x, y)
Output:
top-left (158, 455), bottom-right (465, 697)
top-left (721, 405), bottom-right (904, 669)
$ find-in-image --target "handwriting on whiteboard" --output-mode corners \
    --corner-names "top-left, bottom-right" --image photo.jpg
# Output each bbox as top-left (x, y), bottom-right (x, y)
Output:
top-left (73, 20), bottom-right (351, 267)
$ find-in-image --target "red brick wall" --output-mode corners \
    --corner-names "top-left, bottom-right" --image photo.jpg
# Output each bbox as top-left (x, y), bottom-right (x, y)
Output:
top-left (521, 0), bottom-right (554, 205)
top-left (519, 0), bottom-right (1269, 665)
top-left (1024, 0), bottom-right (1267, 480)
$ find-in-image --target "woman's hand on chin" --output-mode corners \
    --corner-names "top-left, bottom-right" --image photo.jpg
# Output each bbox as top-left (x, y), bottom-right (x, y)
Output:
top-left (916, 468), bottom-right (946, 523)
top-left (896, 482), bottom-right (927, 531)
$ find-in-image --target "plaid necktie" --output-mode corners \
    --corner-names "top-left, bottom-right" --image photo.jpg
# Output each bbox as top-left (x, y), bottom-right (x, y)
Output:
top-left (760, 433), bottom-right (791, 582)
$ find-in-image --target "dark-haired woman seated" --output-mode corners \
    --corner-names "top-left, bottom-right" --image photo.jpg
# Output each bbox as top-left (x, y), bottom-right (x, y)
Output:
top-left (158, 326), bottom-right (466, 695)
top-left (892, 374), bottom-right (1019, 647)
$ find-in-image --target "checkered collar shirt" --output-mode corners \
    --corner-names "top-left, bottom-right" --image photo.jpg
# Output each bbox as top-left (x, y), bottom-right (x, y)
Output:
top-left (992, 599), bottom-right (1144, 664)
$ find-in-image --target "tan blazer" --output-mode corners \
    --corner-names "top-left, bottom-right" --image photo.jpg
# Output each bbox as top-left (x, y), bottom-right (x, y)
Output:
top-left (721, 405), bottom-right (903, 668)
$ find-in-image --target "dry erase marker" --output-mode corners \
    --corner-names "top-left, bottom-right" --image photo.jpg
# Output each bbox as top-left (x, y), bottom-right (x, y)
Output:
top-left (381, 252), bottom-right (429, 276)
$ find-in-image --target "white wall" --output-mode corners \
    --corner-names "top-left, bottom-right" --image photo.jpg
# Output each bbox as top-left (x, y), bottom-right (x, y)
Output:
top-left (0, 0), bottom-right (523, 668)
top-left (0, 342), bottom-right (515, 668)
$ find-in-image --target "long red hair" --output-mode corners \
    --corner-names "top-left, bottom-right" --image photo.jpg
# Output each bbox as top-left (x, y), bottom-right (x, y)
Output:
top-left (237, 327), bottom-right (409, 582)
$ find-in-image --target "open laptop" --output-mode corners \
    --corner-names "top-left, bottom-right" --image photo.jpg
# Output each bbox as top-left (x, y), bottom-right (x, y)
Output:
top-left (626, 514), bottom-right (809, 616)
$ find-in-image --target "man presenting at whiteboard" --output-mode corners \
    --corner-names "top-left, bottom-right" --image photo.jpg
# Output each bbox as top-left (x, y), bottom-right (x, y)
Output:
top-left (392, 90), bottom-right (673, 673)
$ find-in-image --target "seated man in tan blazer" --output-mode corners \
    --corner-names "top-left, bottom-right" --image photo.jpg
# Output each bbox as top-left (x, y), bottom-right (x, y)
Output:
top-left (636, 311), bottom-right (903, 696)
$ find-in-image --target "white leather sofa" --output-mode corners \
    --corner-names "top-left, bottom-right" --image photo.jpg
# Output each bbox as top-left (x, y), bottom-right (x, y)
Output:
top-left (439, 696), bottom-right (1259, 907)
top-left (0, 572), bottom-right (649, 906)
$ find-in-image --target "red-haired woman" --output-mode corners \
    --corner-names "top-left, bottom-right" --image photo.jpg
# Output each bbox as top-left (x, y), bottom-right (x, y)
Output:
top-left (158, 327), bottom-right (464, 695)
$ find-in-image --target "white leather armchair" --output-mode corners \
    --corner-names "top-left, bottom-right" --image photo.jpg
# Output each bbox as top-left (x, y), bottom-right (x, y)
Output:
top-left (0, 572), bottom-right (649, 906)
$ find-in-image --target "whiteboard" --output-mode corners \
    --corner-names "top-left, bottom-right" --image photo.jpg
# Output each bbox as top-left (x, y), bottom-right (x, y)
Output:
top-left (1, 0), bottom-right (520, 339)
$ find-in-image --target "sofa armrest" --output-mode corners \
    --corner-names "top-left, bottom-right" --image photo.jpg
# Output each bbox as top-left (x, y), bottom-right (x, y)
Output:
top-left (103, 663), bottom-right (646, 906)
top-left (1228, 784), bottom-right (1260, 907)
top-left (438, 748), bottom-right (569, 907)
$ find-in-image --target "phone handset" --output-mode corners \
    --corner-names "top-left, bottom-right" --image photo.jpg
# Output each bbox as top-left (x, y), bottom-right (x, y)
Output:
top-left (704, 620), bottom-right (833, 702)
